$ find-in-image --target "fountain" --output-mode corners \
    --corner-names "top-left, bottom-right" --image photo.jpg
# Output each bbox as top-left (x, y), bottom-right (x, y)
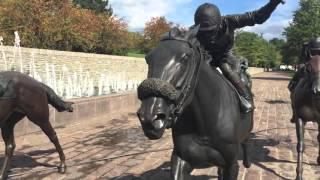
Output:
top-left (0, 32), bottom-right (143, 99)
top-left (0, 36), bottom-right (8, 71)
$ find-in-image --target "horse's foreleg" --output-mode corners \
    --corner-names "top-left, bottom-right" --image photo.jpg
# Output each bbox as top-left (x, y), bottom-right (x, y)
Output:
top-left (170, 151), bottom-right (193, 180)
top-left (38, 122), bottom-right (66, 173)
top-left (241, 138), bottom-right (251, 168)
top-left (218, 143), bottom-right (240, 180)
top-left (295, 118), bottom-right (305, 180)
top-left (218, 167), bottom-right (224, 180)
top-left (317, 123), bottom-right (320, 165)
top-left (0, 112), bottom-right (24, 180)
top-left (0, 123), bottom-right (16, 180)
top-left (222, 161), bottom-right (239, 180)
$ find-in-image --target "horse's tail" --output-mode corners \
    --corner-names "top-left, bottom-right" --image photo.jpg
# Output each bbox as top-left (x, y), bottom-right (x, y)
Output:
top-left (40, 83), bottom-right (73, 112)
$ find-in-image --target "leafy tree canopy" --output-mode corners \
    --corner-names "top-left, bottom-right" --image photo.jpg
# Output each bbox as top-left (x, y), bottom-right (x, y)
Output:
top-left (234, 31), bottom-right (282, 68)
top-left (73, 0), bottom-right (113, 15)
top-left (283, 0), bottom-right (320, 64)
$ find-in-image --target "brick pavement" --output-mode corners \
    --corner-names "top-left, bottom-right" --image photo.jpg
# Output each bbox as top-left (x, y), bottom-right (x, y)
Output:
top-left (1, 72), bottom-right (320, 180)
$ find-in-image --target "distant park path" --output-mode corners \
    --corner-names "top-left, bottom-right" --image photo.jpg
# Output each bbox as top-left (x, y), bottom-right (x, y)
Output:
top-left (2, 72), bottom-right (320, 180)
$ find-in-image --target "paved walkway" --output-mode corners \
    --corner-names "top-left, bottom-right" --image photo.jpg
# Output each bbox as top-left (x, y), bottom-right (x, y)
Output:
top-left (1, 72), bottom-right (320, 180)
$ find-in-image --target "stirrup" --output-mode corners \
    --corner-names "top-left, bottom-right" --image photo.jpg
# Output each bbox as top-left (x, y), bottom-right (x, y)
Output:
top-left (239, 96), bottom-right (253, 113)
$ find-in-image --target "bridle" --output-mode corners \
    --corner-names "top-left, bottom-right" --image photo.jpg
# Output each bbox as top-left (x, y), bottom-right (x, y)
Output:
top-left (168, 39), bottom-right (203, 125)
top-left (302, 55), bottom-right (320, 92)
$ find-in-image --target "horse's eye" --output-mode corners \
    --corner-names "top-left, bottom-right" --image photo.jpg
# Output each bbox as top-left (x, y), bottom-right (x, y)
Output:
top-left (306, 64), bottom-right (312, 73)
top-left (181, 53), bottom-right (191, 61)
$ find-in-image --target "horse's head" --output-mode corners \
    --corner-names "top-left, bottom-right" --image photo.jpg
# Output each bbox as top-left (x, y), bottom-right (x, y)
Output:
top-left (306, 55), bottom-right (320, 95)
top-left (137, 26), bottom-right (200, 140)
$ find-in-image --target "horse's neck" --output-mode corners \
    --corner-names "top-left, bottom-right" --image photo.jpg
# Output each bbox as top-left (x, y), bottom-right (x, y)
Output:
top-left (197, 63), bottom-right (228, 95)
top-left (197, 63), bottom-right (230, 96)
top-left (298, 76), bottom-right (311, 90)
top-left (294, 79), bottom-right (320, 121)
top-left (188, 62), bottom-right (238, 129)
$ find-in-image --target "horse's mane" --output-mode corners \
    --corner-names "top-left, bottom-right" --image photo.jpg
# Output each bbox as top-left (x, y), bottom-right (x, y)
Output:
top-left (160, 27), bottom-right (200, 48)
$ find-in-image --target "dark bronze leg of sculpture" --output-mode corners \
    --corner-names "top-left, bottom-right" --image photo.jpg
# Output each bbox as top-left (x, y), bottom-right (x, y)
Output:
top-left (39, 122), bottom-right (66, 173)
top-left (218, 168), bottom-right (224, 180)
top-left (218, 144), bottom-right (240, 180)
top-left (0, 113), bottom-right (23, 180)
top-left (223, 161), bottom-right (239, 180)
top-left (290, 102), bottom-right (297, 123)
top-left (171, 151), bottom-right (192, 180)
top-left (295, 118), bottom-right (305, 180)
top-left (317, 123), bottom-right (320, 165)
top-left (242, 138), bottom-right (251, 168)
top-left (0, 124), bottom-right (15, 180)
top-left (25, 101), bottom-right (67, 174)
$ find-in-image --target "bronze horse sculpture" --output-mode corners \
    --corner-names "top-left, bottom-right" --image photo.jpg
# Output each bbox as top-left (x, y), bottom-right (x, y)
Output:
top-left (137, 27), bottom-right (254, 180)
top-left (0, 71), bottom-right (73, 179)
top-left (291, 55), bottom-right (320, 180)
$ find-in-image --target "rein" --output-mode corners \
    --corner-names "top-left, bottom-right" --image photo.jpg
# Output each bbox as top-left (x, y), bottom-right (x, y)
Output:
top-left (171, 41), bottom-right (203, 120)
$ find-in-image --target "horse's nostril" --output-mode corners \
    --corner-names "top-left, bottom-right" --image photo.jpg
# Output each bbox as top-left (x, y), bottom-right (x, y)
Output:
top-left (151, 113), bottom-right (166, 130)
top-left (137, 111), bottom-right (144, 122)
top-left (312, 87), bottom-right (320, 95)
top-left (156, 113), bottom-right (166, 120)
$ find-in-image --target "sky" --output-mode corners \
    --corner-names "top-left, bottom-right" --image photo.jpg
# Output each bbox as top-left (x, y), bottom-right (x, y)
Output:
top-left (108, 0), bottom-right (299, 40)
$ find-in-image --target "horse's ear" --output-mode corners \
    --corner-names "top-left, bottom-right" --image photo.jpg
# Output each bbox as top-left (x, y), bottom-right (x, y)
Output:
top-left (184, 25), bottom-right (200, 41)
top-left (161, 27), bottom-right (180, 41)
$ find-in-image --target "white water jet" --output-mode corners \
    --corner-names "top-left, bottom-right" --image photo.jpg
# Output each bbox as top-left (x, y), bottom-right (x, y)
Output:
top-left (0, 34), bottom-right (144, 99)
top-left (0, 36), bottom-right (8, 71)
top-left (14, 31), bottom-right (23, 73)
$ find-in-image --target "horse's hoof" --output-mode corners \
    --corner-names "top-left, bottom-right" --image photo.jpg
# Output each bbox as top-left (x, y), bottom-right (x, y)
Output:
top-left (65, 102), bottom-right (74, 112)
top-left (58, 164), bottom-right (67, 174)
top-left (243, 161), bottom-right (251, 168)
top-left (296, 176), bottom-right (302, 180)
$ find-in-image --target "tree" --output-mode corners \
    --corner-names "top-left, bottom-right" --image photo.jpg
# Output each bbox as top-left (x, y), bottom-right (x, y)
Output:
top-left (283, 0), bottom-right (320, 64)
top-left (95, 16), bottom-right (130, 55)
top-left (0, 0), bottom-right (71, 48)
top-left (143, 16), bottom-right (173, 52)
top-left (127, 32), bottom-right (144, 54)
top-left (269, 38), bottom-right (285, 50)
top-left (72, 0), bottom-right (113, 15)
top-left (269, 38), bottom-right (285, 66)
top-left (234, 31), bottom-right (280, 68)
top-left (234, 31), bottom-right (261, 66)
top-left (0, 0), bottom-right (130, 55)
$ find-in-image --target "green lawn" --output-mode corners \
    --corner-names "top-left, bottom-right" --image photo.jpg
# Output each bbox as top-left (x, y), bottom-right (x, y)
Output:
top-left (127, 52), bottom-right (145, 58)
top-left (285, 71), bottom-right (296, 77)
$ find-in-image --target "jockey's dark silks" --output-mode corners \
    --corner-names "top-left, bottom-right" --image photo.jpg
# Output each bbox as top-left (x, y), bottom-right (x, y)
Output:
top-left (192, 0), bottom-right (283, 112)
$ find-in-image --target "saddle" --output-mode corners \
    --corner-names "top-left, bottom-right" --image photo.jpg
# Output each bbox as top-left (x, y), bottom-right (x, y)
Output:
top-left (210, 64), bottom-right (253, 113)
top-left (201, 48), bottom-right (253, 113)
top-left (219, 70), bottom-right (253, 112)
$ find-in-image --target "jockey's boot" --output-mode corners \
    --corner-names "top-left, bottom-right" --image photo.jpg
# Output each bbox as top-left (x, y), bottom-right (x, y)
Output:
top-left (234, 80), bottom-right (253, 113)
top-left (219, 63), bottom-right (253, 113)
